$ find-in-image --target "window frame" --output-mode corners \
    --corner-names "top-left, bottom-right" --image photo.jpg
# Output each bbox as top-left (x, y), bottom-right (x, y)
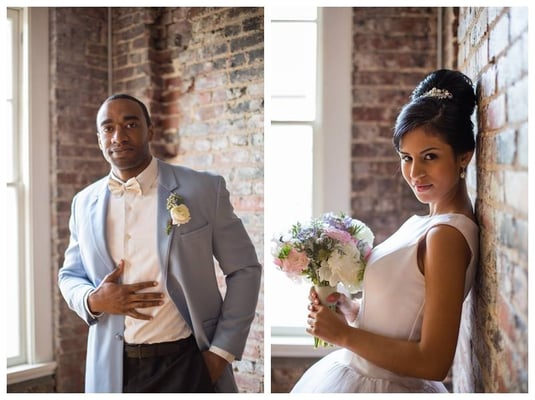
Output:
top-left (6, 7), bottom-right (56, 385)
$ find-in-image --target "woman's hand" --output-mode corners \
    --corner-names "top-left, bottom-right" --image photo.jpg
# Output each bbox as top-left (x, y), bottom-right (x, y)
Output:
top-left (306, 300), bottom-right (350, 347)
top-left (306, 287), bottom-right (357, 346)
top-left (309, 287), bottom-right (360, 324)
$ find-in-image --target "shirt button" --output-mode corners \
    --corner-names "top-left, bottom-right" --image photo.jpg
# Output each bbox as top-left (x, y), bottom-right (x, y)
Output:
top-left (114, 333), bottom-right (123, 341)
top-left (125, 233), bottom-right (131, 240)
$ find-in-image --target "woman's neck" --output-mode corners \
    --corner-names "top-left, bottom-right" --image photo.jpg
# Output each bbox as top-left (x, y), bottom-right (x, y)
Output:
top-left (428, 183), bottom-right (474, 219)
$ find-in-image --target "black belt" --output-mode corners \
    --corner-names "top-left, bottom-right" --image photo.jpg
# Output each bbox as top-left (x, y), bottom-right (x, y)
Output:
top-left (124, 335), bottom-right (196, 359)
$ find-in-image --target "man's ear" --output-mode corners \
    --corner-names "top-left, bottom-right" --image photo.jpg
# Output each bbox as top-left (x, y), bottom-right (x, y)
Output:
top-left (97, 134), bottom-right (104, 151)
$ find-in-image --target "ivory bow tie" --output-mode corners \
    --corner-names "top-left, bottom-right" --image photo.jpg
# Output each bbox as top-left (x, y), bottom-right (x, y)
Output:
top-left (108, 177), bottom-right (142, 196)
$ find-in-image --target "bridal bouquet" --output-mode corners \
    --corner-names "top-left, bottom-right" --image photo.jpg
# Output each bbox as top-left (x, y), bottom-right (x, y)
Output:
top-left (272, 212), bottom-right (374, 347)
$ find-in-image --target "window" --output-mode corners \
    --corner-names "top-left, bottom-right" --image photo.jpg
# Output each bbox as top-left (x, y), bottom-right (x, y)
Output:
top-left (6, 6), bottom-right (25, 367)
top-left (267, 6), bottom-right (318, 341)
top-left (5, 7), bottom-right (55, 384)
top-left (267, 7), bottom-right (352, 357)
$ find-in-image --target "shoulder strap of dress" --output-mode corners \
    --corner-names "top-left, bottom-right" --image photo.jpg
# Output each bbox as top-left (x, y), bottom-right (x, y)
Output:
top-left (426, 214), bottom-right (479, 256)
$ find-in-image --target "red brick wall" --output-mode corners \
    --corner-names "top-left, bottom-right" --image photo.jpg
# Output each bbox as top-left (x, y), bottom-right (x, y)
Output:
top-left (351, 7), bottom-right (436, 243)
top-left (48, 7), bottom-right (263, 393)
top-left (452, 7), bottom-right (528, 392)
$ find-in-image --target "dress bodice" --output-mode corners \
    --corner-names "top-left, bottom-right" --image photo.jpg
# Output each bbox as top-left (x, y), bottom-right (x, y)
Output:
top-left (358, 213), bottom-right (479, 342)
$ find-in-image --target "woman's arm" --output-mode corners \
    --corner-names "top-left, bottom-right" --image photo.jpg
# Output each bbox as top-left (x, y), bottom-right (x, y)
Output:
top-left (307, 224), bottom-right (471, 380)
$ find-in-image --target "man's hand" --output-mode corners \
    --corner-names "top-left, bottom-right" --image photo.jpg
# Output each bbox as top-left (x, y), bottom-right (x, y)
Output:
top-left (202, 351), bottom-right (228, 384)
top-left (88, 260), bottom-right (164, 320)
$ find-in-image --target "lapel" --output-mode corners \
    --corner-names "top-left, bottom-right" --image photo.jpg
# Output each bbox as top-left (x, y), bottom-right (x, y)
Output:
top-left (156, 160), bottom-right (193, 328)
top-left (88, 179), bottom-right (115, 273)
top-left (156, 160), bottom-right (179, 284)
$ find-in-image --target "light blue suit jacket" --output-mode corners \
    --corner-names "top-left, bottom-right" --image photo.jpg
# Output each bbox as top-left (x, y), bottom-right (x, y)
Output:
top-left (58, 160), bottom-right (262, 392)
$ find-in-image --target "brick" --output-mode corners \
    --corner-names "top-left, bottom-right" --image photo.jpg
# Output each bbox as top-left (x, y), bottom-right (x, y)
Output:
top-left (230, 66), bottom-right (263, 84)
top-left (496, 39), bottom-right (524, 90)
top-left (507, 77), bottom-right (528, 123)
top-left (503, 170), bottom-right (528, 215)
top-left (494, 129), bottom-right (515, 164)
top-left (230, 32), bottom-right (263, 52)
top-left (484, 94), bottom-right (506, 130)
top-left (489, 13), bottom-right (510, 59)
top-left (509, 7), bottom-right (528, 39)
top-left (243, 16), bottom-right (262, 32)
top-left (479, 65), bottom-right (496, 99)
top-left (517, 123), bottom-right (527, 167)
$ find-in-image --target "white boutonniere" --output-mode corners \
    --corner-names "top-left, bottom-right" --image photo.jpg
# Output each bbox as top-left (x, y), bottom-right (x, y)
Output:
top-left (166, 193), bottom-right (191, 235)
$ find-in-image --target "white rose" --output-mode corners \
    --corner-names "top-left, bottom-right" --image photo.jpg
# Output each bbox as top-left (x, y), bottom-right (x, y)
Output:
top-left (170, 204), bottom-right (191, 225)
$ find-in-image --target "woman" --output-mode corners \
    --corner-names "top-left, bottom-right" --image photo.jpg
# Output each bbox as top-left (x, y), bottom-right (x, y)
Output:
top-left (291, 69), bottom-right (479, 393)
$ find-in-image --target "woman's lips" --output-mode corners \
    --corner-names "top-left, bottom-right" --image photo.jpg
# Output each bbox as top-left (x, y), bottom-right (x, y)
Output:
top-left (414, 184), bottom-right (433, 193)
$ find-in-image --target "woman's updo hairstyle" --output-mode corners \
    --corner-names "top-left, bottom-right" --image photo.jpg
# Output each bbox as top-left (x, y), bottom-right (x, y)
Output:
top-left (393, 69), bottom-right (476, 156)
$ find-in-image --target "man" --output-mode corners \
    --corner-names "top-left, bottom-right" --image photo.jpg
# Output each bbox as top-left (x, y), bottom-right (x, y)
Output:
top-left (58, 94), bottom-right (262, 393)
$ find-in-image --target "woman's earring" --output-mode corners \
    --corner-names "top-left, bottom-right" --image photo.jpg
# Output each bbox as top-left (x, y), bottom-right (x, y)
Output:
top-left (460, 166), bottom-right (466, 179)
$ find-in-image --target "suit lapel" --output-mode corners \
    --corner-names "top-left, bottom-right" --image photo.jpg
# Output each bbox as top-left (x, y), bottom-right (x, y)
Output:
top-left (156, 160), bottom-right (179, 282)
top-left (156, 160), bottom-right (192, 328)
top-left (89, 179), bottom-right (115, 272)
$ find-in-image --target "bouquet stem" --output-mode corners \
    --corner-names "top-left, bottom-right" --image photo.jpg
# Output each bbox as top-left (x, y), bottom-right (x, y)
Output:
top-left (313, 284), bottom-right (337, 348)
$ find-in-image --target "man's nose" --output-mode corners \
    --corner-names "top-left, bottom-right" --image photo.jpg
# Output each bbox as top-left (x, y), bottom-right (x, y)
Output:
top-left (111, 125), bottom-right (127, 142)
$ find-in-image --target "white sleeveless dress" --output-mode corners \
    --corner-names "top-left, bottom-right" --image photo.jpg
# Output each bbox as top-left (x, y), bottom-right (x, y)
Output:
top-left (291, 213), bottom-right (479, 393)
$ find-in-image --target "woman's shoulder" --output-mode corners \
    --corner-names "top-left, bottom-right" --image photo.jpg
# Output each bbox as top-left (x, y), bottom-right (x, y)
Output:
top-left (424, 213), bottom-right (479, 252)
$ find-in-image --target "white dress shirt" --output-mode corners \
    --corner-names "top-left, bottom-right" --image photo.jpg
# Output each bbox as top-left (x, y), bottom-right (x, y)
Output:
top-left (86, 157), bottom-right (234, 362)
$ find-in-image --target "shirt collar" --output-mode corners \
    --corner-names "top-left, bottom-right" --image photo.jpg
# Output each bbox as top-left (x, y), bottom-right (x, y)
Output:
top-left (109, 156), bottom-right (158, 193)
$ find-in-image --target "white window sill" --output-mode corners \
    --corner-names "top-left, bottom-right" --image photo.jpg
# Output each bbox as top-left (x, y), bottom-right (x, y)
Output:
top-left (7, 362), bottom-right (57, 385)
top-left (271, 335), bottom-right (339, 358)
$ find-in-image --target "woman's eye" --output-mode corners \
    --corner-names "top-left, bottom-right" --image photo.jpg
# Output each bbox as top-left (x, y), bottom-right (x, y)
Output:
top-left (401, 155), bottom-right (412, 162)
top-left (424, 153), bottom-right (437, 160)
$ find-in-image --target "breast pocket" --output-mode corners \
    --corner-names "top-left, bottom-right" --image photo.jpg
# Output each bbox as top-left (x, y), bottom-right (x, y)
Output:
top-left (180, 223), bottom-right (211, 240)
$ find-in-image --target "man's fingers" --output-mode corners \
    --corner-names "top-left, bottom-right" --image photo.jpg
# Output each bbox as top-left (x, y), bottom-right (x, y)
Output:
top-left (127, 309), bottom-right (153, 320)
top-left (128, 281), bottom-right (160, 292)
top-left (129, 299), bottom-right (164, 308)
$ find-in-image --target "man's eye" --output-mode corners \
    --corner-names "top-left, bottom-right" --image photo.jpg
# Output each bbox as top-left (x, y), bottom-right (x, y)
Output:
top-left (102, 126), bottom-right (113, 133)
top-left (126, 122), bottom-right (138, 129)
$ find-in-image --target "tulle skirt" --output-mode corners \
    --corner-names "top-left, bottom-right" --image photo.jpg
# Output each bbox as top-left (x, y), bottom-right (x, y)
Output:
top-left (291, 349), bottom-right (448, 393)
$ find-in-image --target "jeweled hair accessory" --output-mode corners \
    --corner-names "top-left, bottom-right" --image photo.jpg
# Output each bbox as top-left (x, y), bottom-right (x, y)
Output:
top-left (420, 87), bottom-right (453, 99)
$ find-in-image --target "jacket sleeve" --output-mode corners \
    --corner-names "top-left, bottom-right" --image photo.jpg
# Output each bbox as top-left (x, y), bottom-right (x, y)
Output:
top-left (210, 176), bottom-right (262, 360)
top-left (58, 194), bottom-right (99, 326)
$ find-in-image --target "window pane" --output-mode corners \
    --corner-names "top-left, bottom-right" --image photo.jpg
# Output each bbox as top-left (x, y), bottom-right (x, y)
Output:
top-left (265, 124), bottom-right (313, 328)
top-left (6, 18), bottom-right (14, 97)
top-left (6, 187), bottom-right (22, 360)
top-left (6, 11), bottom-right (16, 181)
top-left (271, 21), bottom-right (317, 121)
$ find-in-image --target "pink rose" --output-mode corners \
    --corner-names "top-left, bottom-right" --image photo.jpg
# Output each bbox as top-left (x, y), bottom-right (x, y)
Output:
top-left (324, 227), bottom-right (354, 244)
top-left (280, 248), bottom-right (309, 277)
